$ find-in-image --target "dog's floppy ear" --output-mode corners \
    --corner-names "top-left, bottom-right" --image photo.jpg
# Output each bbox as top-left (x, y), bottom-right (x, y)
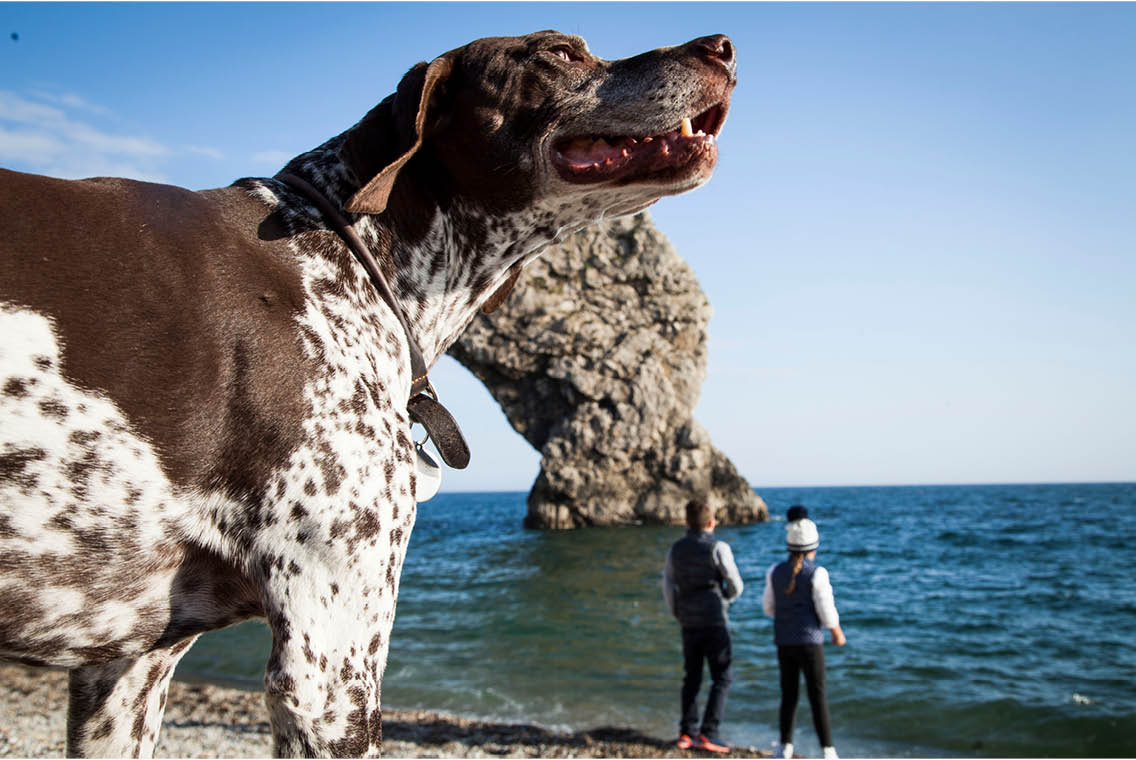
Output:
top-left (345, 56), bottom-right (453, 216)
top-left (481, 263), bottom-right (523, 314)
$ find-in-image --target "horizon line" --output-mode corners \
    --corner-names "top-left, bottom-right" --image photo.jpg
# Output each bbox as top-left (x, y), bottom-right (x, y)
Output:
top-left (439, 479), bottom-right (1136, 495)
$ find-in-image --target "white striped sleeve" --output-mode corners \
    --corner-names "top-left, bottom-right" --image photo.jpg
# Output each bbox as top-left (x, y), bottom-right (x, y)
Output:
top-left (811, 566), bottom-right (840, 628)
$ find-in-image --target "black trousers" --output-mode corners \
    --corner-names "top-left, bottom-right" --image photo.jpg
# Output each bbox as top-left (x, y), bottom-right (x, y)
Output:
top-left (777, 644), bottom-right (832, 747)
top-left (680, 625), bottom-right (733, 738)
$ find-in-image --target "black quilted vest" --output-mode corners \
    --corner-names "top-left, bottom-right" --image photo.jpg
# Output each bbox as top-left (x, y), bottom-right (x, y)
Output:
top-left (670, 530), bottom-right (729, 629)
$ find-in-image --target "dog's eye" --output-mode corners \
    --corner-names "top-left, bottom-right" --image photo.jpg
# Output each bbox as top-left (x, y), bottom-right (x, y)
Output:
top-left (547, 45), bottom-right (581, 63)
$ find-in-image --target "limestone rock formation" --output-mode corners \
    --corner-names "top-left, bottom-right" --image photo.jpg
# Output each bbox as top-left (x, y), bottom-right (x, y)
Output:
top-left (448, 213), bottom-right (768, 529)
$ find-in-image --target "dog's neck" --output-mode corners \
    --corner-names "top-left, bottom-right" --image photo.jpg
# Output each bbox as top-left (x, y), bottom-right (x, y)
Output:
top-left (274, 137), bottom-right (570, 368)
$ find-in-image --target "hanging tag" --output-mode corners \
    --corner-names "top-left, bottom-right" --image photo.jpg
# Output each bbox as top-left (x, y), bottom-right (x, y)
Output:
top-left (407, 392), bottom-right (470, 469)
top-left (414, 443), bottom-right (442, 503)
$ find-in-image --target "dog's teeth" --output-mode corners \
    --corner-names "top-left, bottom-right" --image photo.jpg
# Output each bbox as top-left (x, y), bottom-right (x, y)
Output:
top-left (621, 149), bottom-right (629, 157)
top-left (680, 117), bottom-right (694, 137)
top-left (696, 129), bottom-right (706, 137)
top-left (643, 136), bottom-right (653, 143)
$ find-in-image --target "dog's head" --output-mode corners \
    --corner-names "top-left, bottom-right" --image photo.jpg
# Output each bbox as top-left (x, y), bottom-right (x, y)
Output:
top-left (340, 30), bottom-right (736, 221)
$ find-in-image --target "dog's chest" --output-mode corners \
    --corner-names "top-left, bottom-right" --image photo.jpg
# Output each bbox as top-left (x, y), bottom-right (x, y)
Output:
top-left (263, 234), bottom-right (419, 552)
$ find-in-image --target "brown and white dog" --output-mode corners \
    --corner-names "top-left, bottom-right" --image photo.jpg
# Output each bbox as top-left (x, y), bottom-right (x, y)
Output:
top-left (0, 30), bottom-right (736, 757)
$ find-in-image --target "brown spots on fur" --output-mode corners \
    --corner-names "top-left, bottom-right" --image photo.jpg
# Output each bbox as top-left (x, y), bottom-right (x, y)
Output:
top-left (385, 551), bottom-right (397, 589)
top-left (315, 440), bottom-right (345, 494)
top-left (91, 718), bottom-right (114, 741)
top-left (370, 705), bottom-right (383, 745)
top-left (0, 513), bottom-right (14, 538)
top-left (63, 444), bottom-right (113, 502)
top-left (0, 446), bottom-right (45, 490)
top-left (48, 512), bottom-right (74, 531)
top-left (351, 380), bottom-right (370, 416)
top-left (73, 643), bottom-right (127, 662)
top-left (329, 519), bottom-right (349, 541)
top-left (38, 397), bottom-right (69, 420)
top-left (32, 354), bottom-right (53, 371)
top-left (130, 658), bottom-right (164, 736)
top-left (356, 509), bottom-right (380, 540)
top-left (367, 632), bottom-right (383, 656)
top-left (3, 377), bottom-right (29, 397)
top-left (328, 683), bottom-right (370, 757)
top-left (69, 429), bottom-right (101, 446)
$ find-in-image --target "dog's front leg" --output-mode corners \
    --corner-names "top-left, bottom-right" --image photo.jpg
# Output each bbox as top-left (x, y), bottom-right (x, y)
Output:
top-left (65, 636), bottom-right (198, 758)
top-left (260, 530), bottom-right (411, 758)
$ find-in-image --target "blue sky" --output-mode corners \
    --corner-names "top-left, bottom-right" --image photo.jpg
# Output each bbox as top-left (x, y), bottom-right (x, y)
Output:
top-left (2, 2), bottom-right (1133, 490)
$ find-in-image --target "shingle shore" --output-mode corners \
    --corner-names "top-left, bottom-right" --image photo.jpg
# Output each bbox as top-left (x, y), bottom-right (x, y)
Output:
top-left (0, 664), bottom-right (769, 758)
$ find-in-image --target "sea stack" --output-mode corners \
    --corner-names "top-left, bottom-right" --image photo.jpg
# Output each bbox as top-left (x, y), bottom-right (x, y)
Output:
top-left (449, 213), bottom-right (767, 529)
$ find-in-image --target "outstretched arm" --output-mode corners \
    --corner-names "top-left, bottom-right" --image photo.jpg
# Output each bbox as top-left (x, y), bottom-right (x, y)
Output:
top-left (812, 567), bottom-right (846, 646)
top-left (713, 541), bottom-right (744, 602)
top-left (762, 564), bottom-right (776, 618)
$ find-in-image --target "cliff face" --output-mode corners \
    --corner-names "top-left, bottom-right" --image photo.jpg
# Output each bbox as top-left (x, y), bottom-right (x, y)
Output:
top-left (448, 213), bottom-right (767, 529)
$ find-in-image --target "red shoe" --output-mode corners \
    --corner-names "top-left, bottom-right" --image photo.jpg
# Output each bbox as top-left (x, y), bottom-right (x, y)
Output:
top-left (695, 734), bottom-right (730, 753)
top-left (676, 734), bottom-right (694, 749)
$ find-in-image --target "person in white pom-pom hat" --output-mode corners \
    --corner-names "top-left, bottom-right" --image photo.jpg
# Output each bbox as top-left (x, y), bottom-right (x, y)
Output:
top-left (762, 505), bottom-right (846, 760)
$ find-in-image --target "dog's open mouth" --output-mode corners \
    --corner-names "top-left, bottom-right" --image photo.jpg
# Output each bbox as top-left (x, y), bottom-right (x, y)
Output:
top-left (551, 103), bottom-right (726, 185)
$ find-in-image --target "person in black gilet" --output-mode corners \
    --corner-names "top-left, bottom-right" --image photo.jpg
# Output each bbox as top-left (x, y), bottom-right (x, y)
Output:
top-left (762, 505), bottom-right (846, 760)
top-left (662, 499), bottom-right (744, 753)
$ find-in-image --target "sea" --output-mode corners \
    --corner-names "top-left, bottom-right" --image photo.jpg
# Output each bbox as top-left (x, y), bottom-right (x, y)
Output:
top-left (178, 483), bottom-right (1136, 757)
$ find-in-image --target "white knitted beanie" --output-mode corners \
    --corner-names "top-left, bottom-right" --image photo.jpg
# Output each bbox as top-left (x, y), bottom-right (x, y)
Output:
top-left (786, 518), bottom-right (819, 552)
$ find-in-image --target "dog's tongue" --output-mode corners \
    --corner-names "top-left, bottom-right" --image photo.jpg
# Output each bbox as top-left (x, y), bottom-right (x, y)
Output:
top-left (559, 136), bottom-right (631, 166)
top-left (558, 118), bottom-right (694, 166)
top-left (553, 116), bottom-right (717, 184)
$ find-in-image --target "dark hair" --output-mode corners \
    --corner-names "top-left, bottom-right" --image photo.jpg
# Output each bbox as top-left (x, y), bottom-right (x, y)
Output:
top-left (786, 504), bottom-right (808, 522)
top-left (685, 499), bottom-right (713, 531)
top-left (786, 551), bottom-right (806, 594)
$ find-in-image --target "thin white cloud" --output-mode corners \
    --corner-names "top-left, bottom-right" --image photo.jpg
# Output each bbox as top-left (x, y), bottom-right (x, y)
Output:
top-left (0, 126), bottom-right (64, 164)
top-left (29, 90), bottom-right (113, 118)
top-left (0, 90), bottom-right (170, 181)
top-left (186, 145), bottom-right (224, 160)
top-left (0, 91), bottom-right (65, 125)
top-left (251, 150), bottom-right (293, 166)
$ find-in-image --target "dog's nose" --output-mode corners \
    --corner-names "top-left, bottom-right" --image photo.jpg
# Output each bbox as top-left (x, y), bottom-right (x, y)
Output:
top-left (689, 34), bottom-right (736, 78)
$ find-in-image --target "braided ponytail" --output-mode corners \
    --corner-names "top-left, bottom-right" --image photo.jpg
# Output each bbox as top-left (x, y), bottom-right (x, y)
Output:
top-left (785, 551), bottom-right (805, 594)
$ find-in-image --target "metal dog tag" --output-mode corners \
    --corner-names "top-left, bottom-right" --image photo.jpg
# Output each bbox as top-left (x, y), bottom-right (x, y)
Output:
top-left (414, 443), bottom-right (442, 503)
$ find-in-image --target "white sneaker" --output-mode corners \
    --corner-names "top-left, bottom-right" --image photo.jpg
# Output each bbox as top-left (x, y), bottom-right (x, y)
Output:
top-left (778, 742), bottom-right (794, 758)
top-left (823, 747), bottom-right (839, 760)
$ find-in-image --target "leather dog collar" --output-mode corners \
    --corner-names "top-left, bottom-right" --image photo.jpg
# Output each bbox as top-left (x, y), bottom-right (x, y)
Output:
top-left (278, 173), bottom-right (470, 470)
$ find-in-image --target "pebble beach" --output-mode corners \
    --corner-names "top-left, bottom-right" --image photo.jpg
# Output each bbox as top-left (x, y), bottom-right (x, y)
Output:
top-left (0, 664), bottom-right (769, 758)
